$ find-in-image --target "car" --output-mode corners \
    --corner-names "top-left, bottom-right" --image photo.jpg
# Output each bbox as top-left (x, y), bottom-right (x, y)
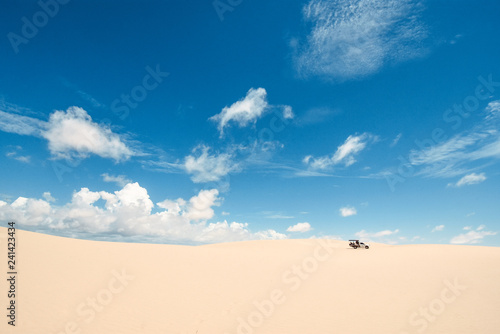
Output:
top-left (349, 239), bottom-right (370, 249)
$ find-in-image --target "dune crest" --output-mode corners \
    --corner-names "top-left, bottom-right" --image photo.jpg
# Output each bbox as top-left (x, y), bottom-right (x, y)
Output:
top-left (1, 228), bottom-right (499, 334)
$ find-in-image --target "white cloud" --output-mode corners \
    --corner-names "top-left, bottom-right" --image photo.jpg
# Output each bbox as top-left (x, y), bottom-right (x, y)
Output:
top-left (1, 105), bottom-right (134, 162)
top-left (0, 109), bottom-right (46, 136)
top-left (450, 173), bottom-right (487, 187)
top-left (295, 0), bottom-right (427, 80)
top-left (308, 234), bottom-right (342, 240)
top-left (355, 229), bottom-right (400, 243)
top-left (184, 189), bottom-right (220, 221)
top-left (6, 151), bottom-right (30, 163)
top-left (253, 229), bottom-right (287, 240)
top-left (42, 192), bottom-right (56, 202)
top-left (450, 225), bottom-right (497, 245)
top-left (209, 88), bottom-right (293, 137)
top-left (287, 222), bottom-right (312, 233)
top-left (184, 145), bottom-right (239, 183)
top-left (43, 107), bottom-right (133, 161)
top-left (0, 183), bottom-right (286, 244)
top-left (485, 100), bottom-right (500, 120)
top-left (304, 133), bottom-right (375, 170)
top-left (8, 197), bottom-right (52, 226)
top-left (339, 206), bottom-right (357, 217)
top-left (266, 214), bottom-right (295, 219)
top-left (408, 103), bottom-right (500, 179)
top-left (432, 224), bottom-right (444, 232)
top-left (102, 173), bottom-right (133, 187)
top-left (391, 133), bottom-right (403, 147)
top-left (210, 88), bottom-right (269, 136)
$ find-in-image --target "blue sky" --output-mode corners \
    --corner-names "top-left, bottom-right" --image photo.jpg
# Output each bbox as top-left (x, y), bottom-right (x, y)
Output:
top-left (1, 0), bottom-right (499, 245)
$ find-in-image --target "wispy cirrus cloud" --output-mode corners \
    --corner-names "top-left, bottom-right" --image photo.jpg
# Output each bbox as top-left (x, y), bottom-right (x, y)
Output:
top-left (448, 172), bottom-right (487, 188)
top-left (294, 0), bottom-right (428, 80)
top-left (450, 225), bottom-right (497, 245)
top-left (304, 133), bottom-right (376, 170)
top-left (5, 151), bottom-right (30, 163)
top-left (409, 100), bottom-right (500, 179)
top-left (102, 173), bottom-right (133, 187)
top-left (267, 214), bottom-right (295, 219)
top-left (391, 133), bottom-right (403, 147)
top-left (5, 145), bottom-right (31, 163)
top-left (0, 109), bottom-right (46, 136)
top-left (355, 228), bottom-right (400, 244)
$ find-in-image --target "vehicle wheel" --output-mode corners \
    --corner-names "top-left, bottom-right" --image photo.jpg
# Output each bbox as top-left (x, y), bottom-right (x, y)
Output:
top-left (365, 246), bottom-right (369, 249)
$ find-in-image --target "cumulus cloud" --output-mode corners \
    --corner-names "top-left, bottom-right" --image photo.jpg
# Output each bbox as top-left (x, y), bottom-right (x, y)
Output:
top-left (304, 133), bottom-right (376, 170)
top-left (450, 225), bottom-right (497, 245)
top-left (432, 224), bottom-right (445, 232)
top-left (209, 88), bottom-right (292, 137)
top-left (0, 183), bottom-right (286, 244)
top-left (7, 197), bottom-right (52, 226)
top-left (294, 0), bottom-right (427, 80)
top-left (184, 189), bottom-right (220, 221)
top-left (184, 145), bottom-right (240, 183)
top-left (43, 107), bottom-right (133, 161)
top-left (0, 105), bottom-right (133, 162)
top-left (339, 206), bottom-right (357, 217)
top-left (449, 173), bottom-right (487, 187)
top-left (287, 222), bottom-right (312, 233)
top-left (210, 88), bottom-right (269, 136)
top-left (102, 173), bottom-right (133, 187)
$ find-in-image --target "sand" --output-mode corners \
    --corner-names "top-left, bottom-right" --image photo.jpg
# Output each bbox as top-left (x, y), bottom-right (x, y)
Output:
top-left (1, 227), bottom-right (499, 334)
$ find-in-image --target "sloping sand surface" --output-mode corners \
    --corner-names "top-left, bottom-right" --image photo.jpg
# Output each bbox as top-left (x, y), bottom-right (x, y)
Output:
top-left (1, 227), bottom-right (499, 334)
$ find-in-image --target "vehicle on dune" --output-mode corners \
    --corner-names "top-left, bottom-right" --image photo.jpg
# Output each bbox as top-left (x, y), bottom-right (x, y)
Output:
top-left (349, 239), bottom-right (369, 249)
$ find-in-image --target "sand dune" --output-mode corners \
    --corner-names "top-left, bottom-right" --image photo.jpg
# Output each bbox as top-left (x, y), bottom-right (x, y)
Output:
top-left (1, 227), bottom-right (499, 334)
